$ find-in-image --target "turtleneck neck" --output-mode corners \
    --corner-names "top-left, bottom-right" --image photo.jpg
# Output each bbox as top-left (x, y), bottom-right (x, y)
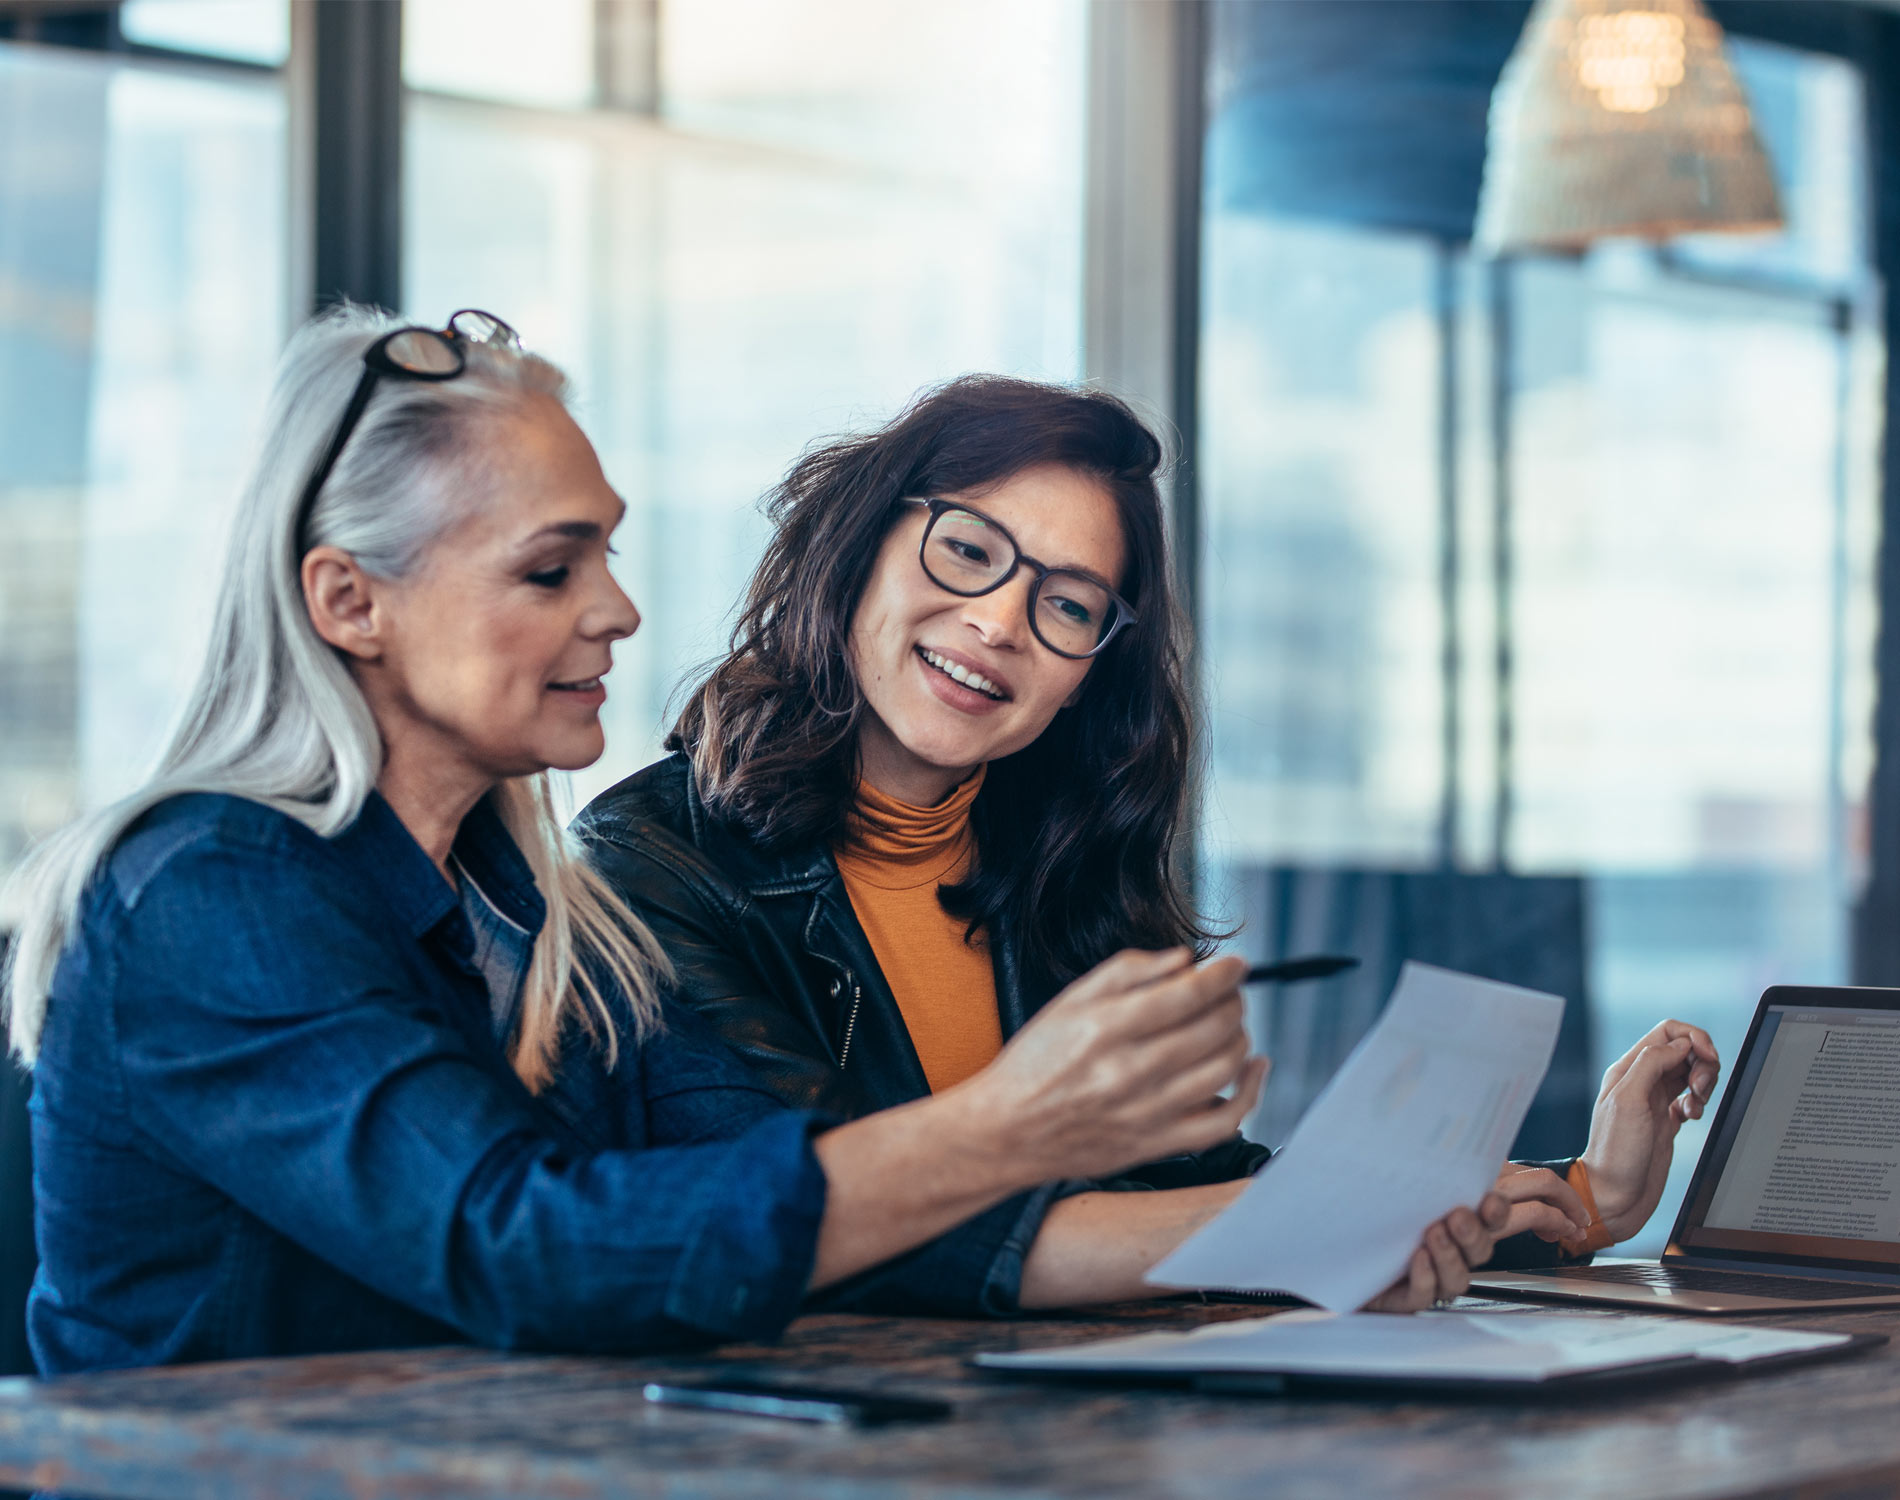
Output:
top-left (837, 766), bottom-right (986, 891)
top-left (832, 763), bottom-right (1001, 1093)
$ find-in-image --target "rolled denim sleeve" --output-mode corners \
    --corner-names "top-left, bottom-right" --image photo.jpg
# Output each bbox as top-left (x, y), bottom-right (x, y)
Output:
top-left (810, 1180), bottom-right (1082, 1318)
top-left (109, 834), bottom-right (828, 1353)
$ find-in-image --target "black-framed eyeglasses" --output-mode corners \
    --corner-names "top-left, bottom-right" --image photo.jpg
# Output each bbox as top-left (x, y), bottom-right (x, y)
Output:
top-left (294, 308), bottom-right (521, 555)
top-left (903, 497), bottom-right (1138, 660)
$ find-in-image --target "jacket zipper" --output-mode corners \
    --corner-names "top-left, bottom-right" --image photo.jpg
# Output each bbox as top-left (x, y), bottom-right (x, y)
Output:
top-left (837, 979), bottom-right (862, 1069)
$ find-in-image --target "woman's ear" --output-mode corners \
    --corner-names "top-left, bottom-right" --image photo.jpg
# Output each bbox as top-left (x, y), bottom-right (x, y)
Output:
top-left (302, 545), bottom-right (385, 662)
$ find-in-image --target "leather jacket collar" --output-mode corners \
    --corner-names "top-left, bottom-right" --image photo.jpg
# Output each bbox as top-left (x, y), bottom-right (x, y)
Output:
top-left (576, 754), bottom-right (1044, 1119)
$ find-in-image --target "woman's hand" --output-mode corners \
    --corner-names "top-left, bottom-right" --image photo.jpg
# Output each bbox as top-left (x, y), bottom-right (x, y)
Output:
top-left (812, 949), bottom-right (1261, 1293)
top-left (1361, 1192), bottom-right (1512, 1312)
top-left (951, 948), bottom-right (1267, 1187)
top-left (1491, 1162), bottom-right (1591, 1243)
top-left (1579, 1021), bottom-right (1721, 1243)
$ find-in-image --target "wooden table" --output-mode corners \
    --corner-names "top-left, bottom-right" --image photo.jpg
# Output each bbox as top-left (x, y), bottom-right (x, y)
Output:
top-left (3, 1296), bottom-right (1899, 1500)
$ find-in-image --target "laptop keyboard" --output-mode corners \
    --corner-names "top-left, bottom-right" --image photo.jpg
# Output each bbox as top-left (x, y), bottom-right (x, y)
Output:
top-left (1533, 1263), bottom-right (1900, 1301)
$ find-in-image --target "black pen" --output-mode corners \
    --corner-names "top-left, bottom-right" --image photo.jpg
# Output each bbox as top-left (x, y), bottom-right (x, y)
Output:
top-left (1242, 955), bottom-right (1359, 985)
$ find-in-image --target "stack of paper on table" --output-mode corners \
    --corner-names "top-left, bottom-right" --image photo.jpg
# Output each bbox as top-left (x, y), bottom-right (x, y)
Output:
top-left (976, 1309), bottom-right (1863, 1386)
top-left (1148, 962), bottom-right (1564, 1310)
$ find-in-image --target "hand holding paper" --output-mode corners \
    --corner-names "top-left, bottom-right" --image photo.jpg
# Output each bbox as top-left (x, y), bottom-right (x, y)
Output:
top-left (1147, 962), bottom-right (1564, 1310)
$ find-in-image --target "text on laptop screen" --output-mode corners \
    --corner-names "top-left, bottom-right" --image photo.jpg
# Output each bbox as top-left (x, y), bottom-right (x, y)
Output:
top-left (1679, 1004), bottom-right (1900, 1267)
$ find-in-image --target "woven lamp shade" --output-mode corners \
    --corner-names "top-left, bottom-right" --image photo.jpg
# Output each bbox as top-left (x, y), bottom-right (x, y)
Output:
top-left (1474, 0), bottom-right (1783, 253)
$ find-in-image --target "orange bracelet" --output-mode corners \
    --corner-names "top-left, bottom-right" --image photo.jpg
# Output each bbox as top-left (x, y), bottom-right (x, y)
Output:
top-left (1559, 1161), bottom-right (1616, 1256)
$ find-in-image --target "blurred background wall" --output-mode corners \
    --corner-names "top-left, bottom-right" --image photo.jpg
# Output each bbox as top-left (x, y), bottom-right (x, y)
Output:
top-left (3, 0), bottom-right (1900, 1374)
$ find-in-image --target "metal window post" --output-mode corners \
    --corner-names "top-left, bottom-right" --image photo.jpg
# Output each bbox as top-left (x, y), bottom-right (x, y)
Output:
top-left (1084, 0), bottom-right (1207, 616)
top-left (1853, 10), bottom-right (1900, 984)
top-left (287, 0), bottom-right (403, 320)
top-left (1084, 0), bottom-right (1209, 895)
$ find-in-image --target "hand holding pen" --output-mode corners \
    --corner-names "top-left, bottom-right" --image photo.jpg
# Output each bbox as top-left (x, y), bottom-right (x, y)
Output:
top-left (1243, 955), bottom-right (1359, 985)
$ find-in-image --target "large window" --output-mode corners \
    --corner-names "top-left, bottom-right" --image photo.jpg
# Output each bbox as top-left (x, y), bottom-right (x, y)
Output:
top-left (0, 37), bottom-right (286, 894)
top-left (1200, 26), bottom-right (1878, 1247)
top-left (403, 0), bottom-right (1087, 804)
top-left (1199, 223), bottom-right (1447, 869)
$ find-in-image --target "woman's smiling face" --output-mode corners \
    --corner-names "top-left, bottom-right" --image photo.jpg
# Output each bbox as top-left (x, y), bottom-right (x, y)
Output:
top-left (316, 394), bottom-right (642, 789)
top-left (847, 462), bottom-right (1127, 806)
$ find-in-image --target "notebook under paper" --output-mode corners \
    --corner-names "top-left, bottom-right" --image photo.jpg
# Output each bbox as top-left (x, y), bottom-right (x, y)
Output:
top-left (1472, 985), bottom-right (1900, 1314)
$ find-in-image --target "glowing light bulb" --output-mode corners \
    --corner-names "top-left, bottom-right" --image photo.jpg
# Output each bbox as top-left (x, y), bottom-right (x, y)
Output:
top-left (1574, 9), bottom-right (1687, 114)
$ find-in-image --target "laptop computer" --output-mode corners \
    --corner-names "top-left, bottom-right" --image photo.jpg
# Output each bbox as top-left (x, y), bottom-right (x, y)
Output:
top-left (1471, 985), bottom-right (1900, 1314)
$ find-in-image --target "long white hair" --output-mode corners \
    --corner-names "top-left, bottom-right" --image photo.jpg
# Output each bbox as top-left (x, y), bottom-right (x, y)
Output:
top-left (3, 305), bottom-right (669, 1089)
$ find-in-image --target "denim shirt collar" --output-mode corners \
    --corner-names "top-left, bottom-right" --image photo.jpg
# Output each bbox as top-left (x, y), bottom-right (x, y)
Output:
top-left (333, 790), bottom-right (547, 946)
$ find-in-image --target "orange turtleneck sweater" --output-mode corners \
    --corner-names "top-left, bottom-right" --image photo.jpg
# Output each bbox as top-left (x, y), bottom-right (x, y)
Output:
top-left (834, 768), bottom-right (1002, 1093)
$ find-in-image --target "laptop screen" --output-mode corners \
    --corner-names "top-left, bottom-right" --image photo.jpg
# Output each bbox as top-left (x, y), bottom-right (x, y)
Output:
top-left (1672, 989), bottom-right (1900, 1273)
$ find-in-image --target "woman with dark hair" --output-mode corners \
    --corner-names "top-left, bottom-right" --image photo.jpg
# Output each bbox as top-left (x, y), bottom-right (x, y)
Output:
top-left (577, 376), bottom-right (1720, 1251)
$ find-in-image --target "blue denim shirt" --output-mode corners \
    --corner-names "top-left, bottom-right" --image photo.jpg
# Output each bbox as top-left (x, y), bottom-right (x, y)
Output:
top-left (29, 790), bottom-right (1056, 1375)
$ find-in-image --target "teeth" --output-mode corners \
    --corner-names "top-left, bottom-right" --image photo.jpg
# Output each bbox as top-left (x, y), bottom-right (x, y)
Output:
top-left (920, 648), bottom-right (1002, 700)
top-left (552, 677), bottom-right (600, 691)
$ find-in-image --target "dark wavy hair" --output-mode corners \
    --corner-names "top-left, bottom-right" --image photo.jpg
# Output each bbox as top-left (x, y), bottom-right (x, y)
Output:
top-left (670, 375), bottom-right (1215, 996)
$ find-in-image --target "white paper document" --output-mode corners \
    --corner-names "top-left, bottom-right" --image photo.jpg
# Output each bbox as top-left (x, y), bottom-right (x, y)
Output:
top-left (976, 1309), bottom-right (1850, 1384)
top-left (1146, 962), bottom-right (1564, 1310)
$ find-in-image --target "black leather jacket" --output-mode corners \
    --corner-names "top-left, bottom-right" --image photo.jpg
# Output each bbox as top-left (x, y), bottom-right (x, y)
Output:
top-left (573, 753), bottom-right (1270, 1190)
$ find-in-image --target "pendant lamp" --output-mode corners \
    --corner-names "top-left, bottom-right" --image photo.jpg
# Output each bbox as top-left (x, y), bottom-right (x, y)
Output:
top-left (1474, 0), bottom-right (1783, 253)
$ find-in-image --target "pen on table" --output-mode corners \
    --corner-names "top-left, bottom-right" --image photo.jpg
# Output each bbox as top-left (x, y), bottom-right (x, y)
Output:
top-left (641, 1381), bottom-right (952, 1426)
top-left (643, 1382), bottom-right (855, 1425)
top-left (1242, 955), bottom-right (1359, 985)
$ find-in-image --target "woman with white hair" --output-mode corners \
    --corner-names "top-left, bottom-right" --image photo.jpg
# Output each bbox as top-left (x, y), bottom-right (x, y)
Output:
top-left (4, 307), bottom-right (1508, 1374)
